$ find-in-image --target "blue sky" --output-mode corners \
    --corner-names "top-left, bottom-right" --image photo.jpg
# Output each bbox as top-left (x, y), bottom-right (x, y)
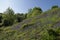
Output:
top-left (0, 0), bottom-right (60, 13)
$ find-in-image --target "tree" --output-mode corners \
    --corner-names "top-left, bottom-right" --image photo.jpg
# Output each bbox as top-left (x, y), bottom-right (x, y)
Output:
top-left (24, 13), bottom-right (27, 19)
top-left (27, 7), bottom-right (42, 18)
top-left (3, 7), bottom-right (15, 26)
top-left (27, 9), bottom-right (32, 18)
top-left (52, 5), bottom-right (59, 9)
top-left (15, 13), bottom-right (26, 22)
top-left (0, 13), bottom-right (3, 27)
top-left (32, 7), bottom-right (42, 17)
top-left (0, 13), bottom-right (2, 23)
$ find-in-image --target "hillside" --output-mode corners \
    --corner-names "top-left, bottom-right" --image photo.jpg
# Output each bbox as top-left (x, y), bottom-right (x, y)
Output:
top-left (0, 8), bottom-right (60, 40)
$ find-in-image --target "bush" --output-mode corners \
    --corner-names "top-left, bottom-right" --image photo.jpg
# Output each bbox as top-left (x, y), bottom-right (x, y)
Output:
top-left (3, 19), bottom-right (13, 26)
top-left (48, 29), bottom-right (60, 40)
top-left (15, 13), bottom-right (26, 22)
top-left (17, 17), bottom-right (23, 22)
top-left (3, 7), bottom-right (15, 26)
top-left (0, 14), bottom-right (2, 23)
top-left (52, 5), bottom-right (59, 9)
top-left (27, 7), bottom-right (42, 18)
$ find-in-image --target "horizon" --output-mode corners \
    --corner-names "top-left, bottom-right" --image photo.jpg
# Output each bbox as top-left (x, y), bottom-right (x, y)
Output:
top-left (0, 0), bottom-right (60, 13)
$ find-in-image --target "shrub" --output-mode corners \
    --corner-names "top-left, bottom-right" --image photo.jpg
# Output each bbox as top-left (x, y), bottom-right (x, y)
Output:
top-left (0, 14), bottom-right (2, 23)
top-left (3, 19), bottom-right (13, 26)
top-left (52, 5), bottom-right (59, 9)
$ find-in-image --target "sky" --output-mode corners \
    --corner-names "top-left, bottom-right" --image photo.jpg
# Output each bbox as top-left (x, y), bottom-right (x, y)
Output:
top-left (0, 0), bottom-right (60, 13)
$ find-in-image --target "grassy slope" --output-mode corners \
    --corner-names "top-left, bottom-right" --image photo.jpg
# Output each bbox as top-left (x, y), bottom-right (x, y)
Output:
top-left (0, 8), bottom-right (60, 40)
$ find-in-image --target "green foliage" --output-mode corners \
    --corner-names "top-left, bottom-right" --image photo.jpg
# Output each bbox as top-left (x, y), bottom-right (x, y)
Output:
top-left (0, 8), bottom-right (27, 27)
top-left (52, 5), bottom-right (59, 9)
top-left (3, 19), bottom-right (14, 26)
top-left (0, 13), bottom-right (2, 23)
top-left (15, 13), bottom-right (26, 22)
top-left (27, 9), bottom-right (33, 18)
top-left (3, 7), bottom-right (15, 26)
top-left (27, 7), bottom-right (42, 18)
top-left (0, 7), bottom-right (60, 40)
top-left (21, 23), bottom-right (34, 30)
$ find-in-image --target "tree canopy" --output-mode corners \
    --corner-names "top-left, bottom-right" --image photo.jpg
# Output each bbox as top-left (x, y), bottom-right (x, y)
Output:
top-left (52, 5), bottom-right (59, 9)
top-left (27, 7), bottom-right (42, 18)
